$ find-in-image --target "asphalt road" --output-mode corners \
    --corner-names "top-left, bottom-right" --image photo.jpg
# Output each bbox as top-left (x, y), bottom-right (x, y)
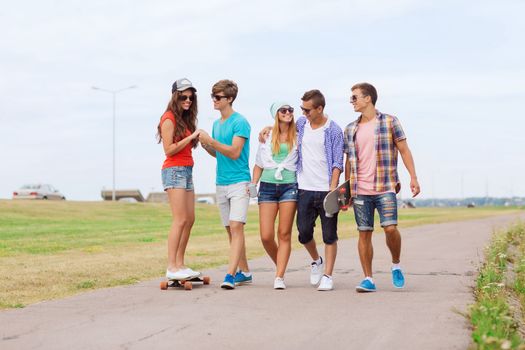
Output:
top-left (1, 213), bottom-right (524, 350)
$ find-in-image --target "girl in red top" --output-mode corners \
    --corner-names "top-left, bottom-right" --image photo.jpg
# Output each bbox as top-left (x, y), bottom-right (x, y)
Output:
top-left (157, 78), bottom-right (200, 280)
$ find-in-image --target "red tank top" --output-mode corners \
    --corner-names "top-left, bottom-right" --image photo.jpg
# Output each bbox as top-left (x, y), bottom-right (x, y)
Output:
top-left (160, 111), bottom-right (194, 169)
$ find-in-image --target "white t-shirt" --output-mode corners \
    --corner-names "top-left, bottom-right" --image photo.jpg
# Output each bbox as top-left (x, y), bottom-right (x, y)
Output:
top-left (298, 120), bottom-right (329, 191)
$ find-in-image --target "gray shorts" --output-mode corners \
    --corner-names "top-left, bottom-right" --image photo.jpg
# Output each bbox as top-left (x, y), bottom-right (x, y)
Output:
top-left (216, 182), bottom-right (250, 226)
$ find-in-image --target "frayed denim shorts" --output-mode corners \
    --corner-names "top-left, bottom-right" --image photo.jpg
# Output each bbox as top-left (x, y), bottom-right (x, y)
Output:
top-left (161, 166), bottom-right (194, 191)
top-left (352, 192), bottom-right (398, 231)
top-left (258, 182), bottom-right (298, 204)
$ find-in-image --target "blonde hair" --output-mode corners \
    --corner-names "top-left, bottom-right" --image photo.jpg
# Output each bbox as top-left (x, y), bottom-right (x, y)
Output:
top-left (271, 115), bottom-right (296, 155)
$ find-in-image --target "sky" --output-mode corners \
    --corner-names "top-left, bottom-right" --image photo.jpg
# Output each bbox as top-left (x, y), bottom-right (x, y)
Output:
top-left (1, 0), bottom-right (524, 201)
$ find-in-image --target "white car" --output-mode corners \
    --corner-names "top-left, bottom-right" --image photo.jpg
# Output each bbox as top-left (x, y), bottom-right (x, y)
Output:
top-left (13, 184), bottom-right (66, 200)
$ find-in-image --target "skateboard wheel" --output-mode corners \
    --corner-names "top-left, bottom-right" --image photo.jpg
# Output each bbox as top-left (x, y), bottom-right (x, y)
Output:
top-left (203, 276), bottom-right (211, 285)
top-left (339, 188), bottom-right (346, 193)
top-left (184, 282), bottom-right (193, 290)
top-left (160, 281), bottom-right (168, 290)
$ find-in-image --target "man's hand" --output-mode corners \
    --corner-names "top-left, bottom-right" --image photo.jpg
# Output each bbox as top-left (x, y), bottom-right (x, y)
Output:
top-left (198, 129), bottom-right (213, 146)
top-left (410, 178), bottom-right (421, 197)
top-left (258, 126), bottom-right (272, 143)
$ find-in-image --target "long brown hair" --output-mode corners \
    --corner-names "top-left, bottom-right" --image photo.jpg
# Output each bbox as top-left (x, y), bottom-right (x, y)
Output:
top-left (156, 90), bottom-right (198, 148)
top-left (271, 114), bottom-right (296, 155)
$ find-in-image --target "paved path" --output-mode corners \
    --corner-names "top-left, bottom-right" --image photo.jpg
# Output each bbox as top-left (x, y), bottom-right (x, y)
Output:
top-left (1, 213), bottom-right (524, 349)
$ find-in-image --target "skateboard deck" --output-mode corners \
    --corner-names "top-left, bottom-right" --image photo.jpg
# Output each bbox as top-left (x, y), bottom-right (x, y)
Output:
top-left (323, 180), bottom-right (351, 218)
top-left (160, 274), bottom-right (211, 291)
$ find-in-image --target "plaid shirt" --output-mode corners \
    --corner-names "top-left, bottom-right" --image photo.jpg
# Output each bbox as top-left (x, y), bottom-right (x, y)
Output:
top-left (343, 110), bottom-right (406, 197)
top-left (297, 116), bottom-right (344, 184)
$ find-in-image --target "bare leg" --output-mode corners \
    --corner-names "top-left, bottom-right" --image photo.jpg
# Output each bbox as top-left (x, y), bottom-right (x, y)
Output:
top-left (275, 202), bottom-right (296, 278)
top-left (384, 225), bottom-right (401, 264)
top-left (167, 189), bottom-right (189, 271)
top-left (227, 221), bottom-right (248, 275)
top-left (303, 239), bottom-right (320, 262)
top-left (175, 190), bottom-right (195, 268)
top-left (324, 242), bottom-right (337, 276)
top-left (259, 203), bottom-right (279, 264)
top-left (358, 230), bottom-right (374, 277)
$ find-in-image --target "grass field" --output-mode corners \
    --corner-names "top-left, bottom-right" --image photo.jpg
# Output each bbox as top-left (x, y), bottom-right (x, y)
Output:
top-left (0, 199), bottom-right (522, 309)
top-left (470, 223), bottom-right (525, 349)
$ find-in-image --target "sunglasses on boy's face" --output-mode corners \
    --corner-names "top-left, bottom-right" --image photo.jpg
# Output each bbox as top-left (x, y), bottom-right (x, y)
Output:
top-left (350, 94), bottom-right (367, 102)
top-left (178, 95), bottom-right (194, 102)
top-left (278, 107), bottom-right (294, 114)
top-left (211, 94), bottom-right (229, 101)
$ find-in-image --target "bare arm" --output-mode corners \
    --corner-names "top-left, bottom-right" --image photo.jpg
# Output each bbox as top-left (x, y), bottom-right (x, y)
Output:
top-left (395, 139), bottom-right (420, 197)
top-left (330, 168), bottom-right (342, 192)
top-left (200, 142), bottom-right (216, 158)
top-left (199, 130), bottom-right (246, 160)
top-left (344, 155), bottom-right (350, 181)
top-left (258, 126), bottom-right (272, 143)
top-left (252, 165), bottom-right (263, 185)
top-left (161, 120), bottom-right (200, 157)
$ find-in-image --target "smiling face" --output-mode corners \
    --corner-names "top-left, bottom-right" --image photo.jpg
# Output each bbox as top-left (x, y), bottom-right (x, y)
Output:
top-left (350, 88), bottom-right (370, 113)
top-left (177, 89), bottom-right (195, 111)
top-left (301, 99), bottom-right (323, 122)
top-left (276, 105), bottom-right (294, 124)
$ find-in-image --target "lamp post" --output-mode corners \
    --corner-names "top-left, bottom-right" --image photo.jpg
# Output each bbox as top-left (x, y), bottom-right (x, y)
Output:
top-left (92, 85), bottom-right (137, 201)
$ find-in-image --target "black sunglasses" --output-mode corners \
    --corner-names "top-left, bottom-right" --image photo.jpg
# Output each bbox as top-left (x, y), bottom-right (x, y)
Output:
top-left (211, 94), bottom-right (229, 101)
top-left (178, 95), bottom-right (194, 102)
top-left (350, 94), bottom-right (367, 102)
top-left (278, 107), bottom-right (294, 114)
top-left (300, 106), bottom-right (312, 114)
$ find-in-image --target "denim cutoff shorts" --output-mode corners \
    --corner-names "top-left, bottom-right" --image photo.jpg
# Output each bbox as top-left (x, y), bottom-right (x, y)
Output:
top-left (352, 192), bottom-right (398, 231)
top-left (161, 166), bottom-right (194, 191)
top-left (258, 182), bottom-right (298, 204)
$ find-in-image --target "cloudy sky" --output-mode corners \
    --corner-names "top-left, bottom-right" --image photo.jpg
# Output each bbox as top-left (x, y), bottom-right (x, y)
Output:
top-left (1, 0), bottom-right (524, 200)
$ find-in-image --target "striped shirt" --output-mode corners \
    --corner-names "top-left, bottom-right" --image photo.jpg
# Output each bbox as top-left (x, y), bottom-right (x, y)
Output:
top-left (343, 110), bottom-right (406, 197)
top-left (297, 116), bottom-right (344, 185)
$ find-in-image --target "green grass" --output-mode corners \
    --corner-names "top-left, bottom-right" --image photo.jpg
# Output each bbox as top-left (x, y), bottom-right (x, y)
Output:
top-left (0, 199), bottom-right (522, 309)
top-left (470, 223), bottom-right (525, 349)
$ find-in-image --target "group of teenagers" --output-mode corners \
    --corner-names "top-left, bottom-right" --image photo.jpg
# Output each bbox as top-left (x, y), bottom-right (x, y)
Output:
top-left (157, 78), bottom-right (421, 292)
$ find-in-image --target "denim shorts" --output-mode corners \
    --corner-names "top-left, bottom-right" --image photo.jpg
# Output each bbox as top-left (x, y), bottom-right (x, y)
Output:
top-left (296, 189), bottom-right (338, 245)
top-left (161, 166), bottom-right (194, 191)
top-left (258, 182), bottom-right (298, 204)
top-left (352, 192), bottom-right (398, 231)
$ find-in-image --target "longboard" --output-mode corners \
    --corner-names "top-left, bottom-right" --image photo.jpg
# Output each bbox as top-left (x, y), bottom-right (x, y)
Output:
top-left (160, 275), bottom-right (211, 291)
top-left (323, 180), bottom-right (351, 218)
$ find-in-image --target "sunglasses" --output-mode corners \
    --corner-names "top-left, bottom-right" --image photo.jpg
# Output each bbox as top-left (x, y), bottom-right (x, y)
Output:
top-left (278, 107), bottom-right (294, 114)
top-left (300, 106), bottom-right (312, 114)
top-left (211, 94), bottom-right (229, 101)
top-left (178, 95), bottom-right (194, 102)
top-left (350, 94), bottom-right (367, 102)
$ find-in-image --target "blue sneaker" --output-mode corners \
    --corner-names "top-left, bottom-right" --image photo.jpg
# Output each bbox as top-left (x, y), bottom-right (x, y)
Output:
top-left (392, 268), bottom-right (405, 288)
top-left (356, 279), bottom-right (377, 293)
top-left (234, 271), bottom-right (253, 285)
top-left (221, 274), bottom-right (235, 289)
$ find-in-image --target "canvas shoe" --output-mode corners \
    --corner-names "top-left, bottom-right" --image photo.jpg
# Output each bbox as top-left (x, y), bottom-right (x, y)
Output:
top-left (274, 277), bottom-right (286, 290)
top-left (166, 269), bottom-right (192, 280)
top-left (310, 257), bottom-right (324, 286)
top-left (317, 275), bottom-right (334, 291)
top-left (220, 274), bottom-right (235, 289)
top-left (355, 279), bottom-right (377, 293)
top-left (234, 271), bottom-right (253, 285)
top-left (392, 268), bottom-right (405, 288)
top-left (181, 268), bottom-right (201, 278)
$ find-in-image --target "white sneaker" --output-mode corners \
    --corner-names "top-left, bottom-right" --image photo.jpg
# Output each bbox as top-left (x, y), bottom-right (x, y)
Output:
top-left (182, 268), bottom-right (201, 278)
top-left (317, 275), bottom-right (333, 291)
top-left (166, 269), bottom-right (192, 280)
top-left (274, 277), bottom-right (286, 290)
top-left (310, 258), bottom-right (324, 285)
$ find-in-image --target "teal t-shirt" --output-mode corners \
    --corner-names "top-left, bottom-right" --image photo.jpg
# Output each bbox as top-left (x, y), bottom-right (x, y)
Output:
top-left (260, 143), bottom-right (297, 184)
top-left (212, 112), bottom-right (251, 185)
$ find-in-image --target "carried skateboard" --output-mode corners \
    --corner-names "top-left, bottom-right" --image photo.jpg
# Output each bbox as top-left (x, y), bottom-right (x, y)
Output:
top-left (323, 180), bottom-right (351, 218)
top-left (160, 274), bottom-right (211, 291)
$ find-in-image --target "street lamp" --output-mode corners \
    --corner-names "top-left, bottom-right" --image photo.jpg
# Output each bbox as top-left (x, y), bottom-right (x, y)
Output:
top-left (91, 85), bottom-right (137, 201)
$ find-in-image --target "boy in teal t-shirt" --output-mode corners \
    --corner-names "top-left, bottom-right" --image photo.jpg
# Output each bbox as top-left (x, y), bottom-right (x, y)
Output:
top-left (199, 79), bottom-right (253, 289)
